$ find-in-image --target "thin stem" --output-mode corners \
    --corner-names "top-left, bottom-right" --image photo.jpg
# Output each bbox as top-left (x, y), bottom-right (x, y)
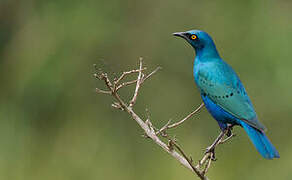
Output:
top-left (168, 103), bottom-right (204, 129)
top-left (129, 58), bottom-right (144, 108)
top-left (219, 133), bottom-right (236, 144)
top-left (157, 103), bottom-right (204, 135)
top-left (116, 79), bottom-right (138, 91)
top-left (141, 66), bottom-right (162, 83)
top-left (114, 68), bottom-right (147, 85)
top-left (95, 88), bottom-right (112, 94)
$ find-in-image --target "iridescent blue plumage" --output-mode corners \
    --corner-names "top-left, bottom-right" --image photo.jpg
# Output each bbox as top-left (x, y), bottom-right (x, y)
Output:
top-left (174, 30), bottom-right (279, 159)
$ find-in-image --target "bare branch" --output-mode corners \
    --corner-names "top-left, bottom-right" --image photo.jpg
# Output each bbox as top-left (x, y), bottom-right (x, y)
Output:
top-left (195, 150), bottom-right (214, 175)
top-left (113, 93), bottom-right (208, 179)
top-left (141, 66), bottom-right (162, 83)
top-left (129, 58), bottom-right (144, 108)
top-left (197, 153), bottom-right (210, 169)
top-left (94, 59), bottom-right (217, 180)
top-left (195, 128), bottom-right (236, 175)
top-left (116, 79), bottom-right (138, 91)
top-left (219, 133), bottom-right (236, 144)
top-left (95, 88), bottom-right (112, 94)
top-left (112, 102), bottom-right (124, 110)
top-left (114, 67), bottom-right (147, 85)
top-left (99, 72), bottom-right (114, 91)
top-left (171, 140), bottom-right (204, 178)
top-left (157, 103), bottom-right (205, 135)
top-left (202, 155), bottom-right (212, 175)
top-left (156, 119), bottom-right (172, 136)
top-left (169, 103), bottom-right (205, 129)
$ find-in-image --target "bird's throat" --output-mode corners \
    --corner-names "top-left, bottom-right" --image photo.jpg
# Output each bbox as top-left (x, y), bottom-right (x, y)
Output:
top-left (195, 45), bottom-right (220, 60)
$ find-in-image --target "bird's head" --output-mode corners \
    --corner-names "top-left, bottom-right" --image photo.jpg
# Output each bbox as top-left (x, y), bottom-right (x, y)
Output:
top-left (173, 30), bottom-right (216, 52)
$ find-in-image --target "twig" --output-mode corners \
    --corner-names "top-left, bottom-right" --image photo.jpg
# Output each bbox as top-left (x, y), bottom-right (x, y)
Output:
top-left (116, 79), bottom-right (138, 91)
top-left (112, 102), bottom-right (124, 110)
top-left (129, 58), bottom-right (144, 108)
top-left (219, 133), bottom-right (236, 144)
top-left (114, 67), bottom-right (147, 85)
top-left (141, 66), bottom-right (162, 83)
top-left (202, 154), bottom-right (212, 175)
top-left (157, 103), bottom-right (205, 135)
top-left (95, 88), bottom-right (111, 94)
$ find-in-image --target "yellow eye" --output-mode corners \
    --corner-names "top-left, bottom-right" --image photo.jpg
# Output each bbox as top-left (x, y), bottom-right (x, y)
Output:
top-left (191, 35), bottom-right (197, 40)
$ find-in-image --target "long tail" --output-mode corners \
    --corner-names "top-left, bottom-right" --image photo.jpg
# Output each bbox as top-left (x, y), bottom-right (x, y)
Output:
top-left (240, 121), bottom-right (280, 159)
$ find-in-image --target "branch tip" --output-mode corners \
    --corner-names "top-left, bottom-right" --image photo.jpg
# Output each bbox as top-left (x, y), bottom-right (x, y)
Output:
top-left (95, 88), bottom-right (111, 94)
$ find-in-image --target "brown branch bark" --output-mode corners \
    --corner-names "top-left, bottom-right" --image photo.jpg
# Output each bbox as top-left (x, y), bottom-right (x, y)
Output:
top-left (94, 58), bottom-right (234, 180)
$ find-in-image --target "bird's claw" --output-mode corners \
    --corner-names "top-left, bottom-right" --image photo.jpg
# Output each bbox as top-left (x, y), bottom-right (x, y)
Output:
top-left (226, 124), bottom-right (235, 137)
top-left (226, 128), bottom-right (232, 137)
top-left (205, 146), bottom-right (213, 154)
top-left (205, 146), bottom-right (216, 160)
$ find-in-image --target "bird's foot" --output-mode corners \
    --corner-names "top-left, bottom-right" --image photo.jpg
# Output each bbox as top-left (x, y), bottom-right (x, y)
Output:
top-left (205, 146), bottom-right (216, 161)
top-left (226, 124), bottom-right (235, 137)
top-left (226, 128), bottom-right (232, 137)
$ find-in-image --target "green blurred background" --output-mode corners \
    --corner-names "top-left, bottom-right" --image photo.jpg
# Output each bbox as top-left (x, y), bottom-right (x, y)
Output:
top-left (0, 0), bottom-right (291, 179)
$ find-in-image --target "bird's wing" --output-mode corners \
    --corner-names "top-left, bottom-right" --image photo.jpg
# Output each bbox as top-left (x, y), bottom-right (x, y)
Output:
top-left (196, 61), bottom-right (266, 131)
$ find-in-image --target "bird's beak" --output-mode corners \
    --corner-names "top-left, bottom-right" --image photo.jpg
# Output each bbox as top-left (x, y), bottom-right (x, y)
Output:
top-left (173, 32), bottom-right (187, 39)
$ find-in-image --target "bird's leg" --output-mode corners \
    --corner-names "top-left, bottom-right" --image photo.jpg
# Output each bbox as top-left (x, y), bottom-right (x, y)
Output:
top-left (219, 124), bottom-right (236, 144)
top-left (205, 124), bottom-right (235, 160)
top-left (205, 131), bottom-right (225, 160)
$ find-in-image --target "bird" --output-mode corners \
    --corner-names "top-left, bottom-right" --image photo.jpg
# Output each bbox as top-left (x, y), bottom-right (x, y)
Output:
top-left (173, 30), bottom-right (279, 159)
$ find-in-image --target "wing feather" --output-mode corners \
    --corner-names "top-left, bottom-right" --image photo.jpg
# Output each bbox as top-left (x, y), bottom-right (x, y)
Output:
top-left (196, 61), bottom-right (266, 131)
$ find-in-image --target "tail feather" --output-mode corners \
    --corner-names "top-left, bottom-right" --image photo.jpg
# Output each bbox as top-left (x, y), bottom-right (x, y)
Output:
top-left (240, 121), bottom-right (280, 159)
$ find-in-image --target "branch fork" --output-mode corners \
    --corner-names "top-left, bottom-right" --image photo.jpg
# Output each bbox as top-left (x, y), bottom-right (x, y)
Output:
top-left (94, 58), bottom-right (235, 180)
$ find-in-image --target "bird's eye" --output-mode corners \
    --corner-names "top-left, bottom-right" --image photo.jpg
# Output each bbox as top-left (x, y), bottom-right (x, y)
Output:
top-left (191, 35), bottom-right (197, 40)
